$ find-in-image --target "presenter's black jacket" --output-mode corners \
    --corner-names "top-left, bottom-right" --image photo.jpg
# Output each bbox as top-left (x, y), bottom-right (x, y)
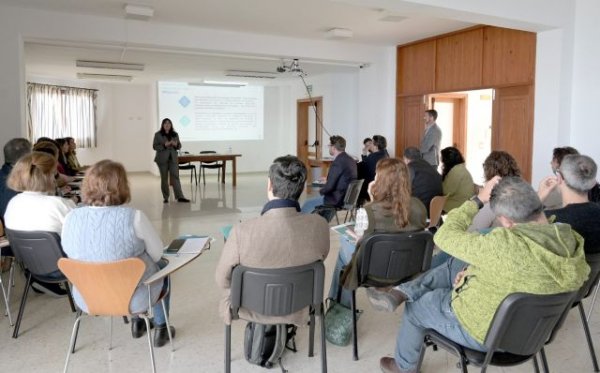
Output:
top-left (320, 151), bottom-right (357, 208)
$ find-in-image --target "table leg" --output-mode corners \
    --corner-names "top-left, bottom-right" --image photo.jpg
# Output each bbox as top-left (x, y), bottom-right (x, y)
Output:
top-left (222, 161), bottom-right (226, 184)
top-left (232, 158), bottom-right (237, 187)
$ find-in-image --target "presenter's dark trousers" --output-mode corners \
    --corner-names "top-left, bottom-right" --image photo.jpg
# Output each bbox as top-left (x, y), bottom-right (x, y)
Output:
top-left (156, 156), bottom-right (185, 201)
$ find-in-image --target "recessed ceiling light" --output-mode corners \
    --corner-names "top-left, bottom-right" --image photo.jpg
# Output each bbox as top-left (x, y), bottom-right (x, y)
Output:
top-left (325, 28), bottom-right (353, 39)
top-left (124, 4), bottom-right (154, 21)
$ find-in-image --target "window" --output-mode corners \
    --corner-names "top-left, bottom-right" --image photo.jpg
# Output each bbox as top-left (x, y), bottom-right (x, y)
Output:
top-left (26, 83), bottom-right (97, 147)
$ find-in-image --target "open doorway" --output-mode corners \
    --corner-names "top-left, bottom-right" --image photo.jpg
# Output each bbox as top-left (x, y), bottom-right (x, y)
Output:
top-left (431, 89), bottom-right (493, 183)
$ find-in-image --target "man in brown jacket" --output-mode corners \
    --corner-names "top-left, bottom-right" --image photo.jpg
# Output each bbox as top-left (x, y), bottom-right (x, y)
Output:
top-left (215, 155), bottom-right (330, 325)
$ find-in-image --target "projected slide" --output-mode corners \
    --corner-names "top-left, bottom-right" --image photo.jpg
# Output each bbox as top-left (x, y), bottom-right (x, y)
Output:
top-left (158, 81), bottom-right (264, 141)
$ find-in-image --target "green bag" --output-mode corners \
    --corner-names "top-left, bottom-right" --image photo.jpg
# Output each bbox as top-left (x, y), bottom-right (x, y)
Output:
top-left (324, 300), bottom-right (355, 346)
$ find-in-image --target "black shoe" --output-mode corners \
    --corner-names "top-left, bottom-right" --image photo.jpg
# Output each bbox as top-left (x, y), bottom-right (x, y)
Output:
top-left (131, 318), bottom-right (154, 339)
top-left (177, 198), bottom-right (190, 203)
top-left (31, 281), bottom-right (68, 297)
top-left (163, 199), bottom-right (168, 203)
top-left (154, 325), bottom-right (176, 347)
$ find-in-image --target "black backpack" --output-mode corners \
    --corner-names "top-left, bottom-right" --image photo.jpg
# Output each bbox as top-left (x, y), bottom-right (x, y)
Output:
top-left (244, 322), bottom-right (297, 371)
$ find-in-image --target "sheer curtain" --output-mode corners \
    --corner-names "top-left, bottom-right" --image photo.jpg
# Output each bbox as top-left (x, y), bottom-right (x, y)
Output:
top-left (26, 83), bottom-right (97, 147)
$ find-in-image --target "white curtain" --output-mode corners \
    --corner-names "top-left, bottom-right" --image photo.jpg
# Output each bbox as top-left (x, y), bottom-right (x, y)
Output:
top-left (26, 83), bottom-right (97, 148)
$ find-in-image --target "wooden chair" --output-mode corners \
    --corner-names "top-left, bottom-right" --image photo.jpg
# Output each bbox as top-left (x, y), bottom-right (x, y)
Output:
top-left (58, 258), bottom-right (172, 373)
top-left (428, 195), bottom-right (448, 230)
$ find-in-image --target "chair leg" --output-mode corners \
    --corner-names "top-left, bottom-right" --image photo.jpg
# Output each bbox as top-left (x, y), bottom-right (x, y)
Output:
top-left (589, 282), bottom-right (600, 322)
top-left (0, 265), bottom-right (13, 325)
top-left (351, 289), bottom-right (358, 361)
top-left (308, 306), bottom-right (315, 357)
top-left (225, 324), bottom-right (232, 373)
top-left (71, 310), bottom-right (82, 353)
top-left (162, 299), bottom-right (175, 352)
top-left (540, 347), bottom-right (550, 373)
top-left (320, 303), bottom-right (327, 373)
top-left (123, 316), bottom-right (129, 324)
top-left (65, 282), bottom-right (76, 312)
top-left (109, 316), bottom-right (113, 350)
top-left (533, 354), bottom-right (541, 373)
top-left (343, 210), bottom-right (350, 223)
top-left (578, 302), bottom-right (600, 371)
top-left (202, 167), bottom-right (206, 186)
top-left (142, 315), bottom-right (156, 373)
top-left (12, 272), bottom-right (32, 338)
top-left (335, 211), bottom-right (340, 225)
top-left (63, 314), bottom-right (83, 373)
top-left (416, 341), bottom-right (427, 372)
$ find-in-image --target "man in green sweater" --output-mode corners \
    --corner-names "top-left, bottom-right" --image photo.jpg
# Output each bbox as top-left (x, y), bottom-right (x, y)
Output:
top-left (378, 176), bottom-right (590, 373)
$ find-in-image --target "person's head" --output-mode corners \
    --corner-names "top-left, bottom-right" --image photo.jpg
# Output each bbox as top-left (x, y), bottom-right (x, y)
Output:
top-left (82, 160), bottom-right (131, 206)
top-left (3, 138), bottom-right (32, 165)
top-left (7, 151), bottom-right (57, 193)
top-left (33, 141), bottom-right (60, 160)
top-left (424, 109), bottom-right (438, 125)
top-left (65, 137), bottom-right (76, 152)
top-left (403, 147), bottom-right (422, 164)
top-left (267, 155), bottom-right (306, 201)
top-left (35, 137), bottom-right (54, 145)
top-left (372, 135), bottom-right (387, 151)
top-left (160, 118), bottom-right (174, 134)
top-left (369, 158), bottom-right (412, 228)
top-left (55, 138), bottom-right (69, 154)
top-left (363, 137), bottom-right (373, 149)
top-left (482, 151), bottom-right (521, 182)
top-left (551, 146), bottom-right (579, 174)
top-left (441, 147), bottom-right (465, 180)
top-left (328, 135), bottom-right (346, 156)
top-left (558, 154), bottom-right (598, 195)
top-left (490, 176), bottom-right (544, 226)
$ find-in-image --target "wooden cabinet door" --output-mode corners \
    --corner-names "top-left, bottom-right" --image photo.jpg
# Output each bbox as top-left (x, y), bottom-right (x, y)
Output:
top-left (396, 95), bottom-right (428, 156)
top-left (435, 28), bottom-right (483, 92)
top-left (483, 27), bottom-right (536, 87)
top-left (397, 41), bottom-right (436, 96)
top-left (492, 85), bottom-right (534, 181)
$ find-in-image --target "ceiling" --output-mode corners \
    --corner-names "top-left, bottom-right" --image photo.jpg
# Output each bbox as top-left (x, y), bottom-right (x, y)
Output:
top-left (5, 0), bottom-right (474, 83)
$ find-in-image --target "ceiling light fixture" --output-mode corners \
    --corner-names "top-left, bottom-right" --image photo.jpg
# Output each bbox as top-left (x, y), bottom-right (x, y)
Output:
top-left (76, 60), bottom-right (145, 71)
top-left (77, 73), bottom-right (133, 82)
top-left (325, 28), bottom-right (354, 39)
top-left (124, 4), bottom-right (154, 21)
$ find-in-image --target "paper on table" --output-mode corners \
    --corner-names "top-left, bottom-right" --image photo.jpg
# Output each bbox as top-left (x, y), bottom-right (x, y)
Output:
top-left (177, 237), bottom-right (210, 254)
top-left (330, 222), bottom-right (357, 244)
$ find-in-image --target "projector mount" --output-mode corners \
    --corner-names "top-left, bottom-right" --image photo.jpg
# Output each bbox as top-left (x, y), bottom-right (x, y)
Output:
top-left (276, 59), bottom-right (307, 76)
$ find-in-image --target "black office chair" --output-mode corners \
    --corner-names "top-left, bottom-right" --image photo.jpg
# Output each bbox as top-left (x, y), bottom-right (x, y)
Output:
top-left (178, 151), bottom-right (198, 185)
top-left (545, 253), bottom-right (600, 372)
top-left (5, 229), bottom-right (76, 338)
top-left (226, 261), bottom-right (327, 373)
top-left (348, 230), bottom-right (434, 360)
top-left (418, 291), bottom-right (577, 373)
top-left (314, 179), bottom-right (364, 225)
top-left (200, 150), bottom-right (225, 185)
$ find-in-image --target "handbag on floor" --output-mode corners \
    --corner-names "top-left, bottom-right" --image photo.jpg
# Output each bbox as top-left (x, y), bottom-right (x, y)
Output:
top-left (324, 298), bottom-right (354, 346)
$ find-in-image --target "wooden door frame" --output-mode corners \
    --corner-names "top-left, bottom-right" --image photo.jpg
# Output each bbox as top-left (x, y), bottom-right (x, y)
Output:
top-left (431, 93), bottom-right (468, 156)
top-left (297, 96), bottom-right (323, 187)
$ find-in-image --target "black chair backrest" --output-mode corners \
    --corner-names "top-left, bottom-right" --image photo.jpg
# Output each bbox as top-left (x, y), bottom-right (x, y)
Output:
top-left (356, 230), bottom-right (434, 287)
top-left (200, 150), bottom-right (220, 165)
top-left (229, 261), bottom-right (325, 319)
top-left (483, 291), bottom-right (576, 356)
top-left (577, 252), bottom-right (600, 301)
top-left (5, 229), bottom-right (64, 276)
top-left (343, 179), bottom-right (364, 210)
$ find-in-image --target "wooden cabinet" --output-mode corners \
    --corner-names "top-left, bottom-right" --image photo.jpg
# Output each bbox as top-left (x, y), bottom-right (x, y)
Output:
top-left (397, 40), bottom-right (435, 96)
top-left (435, 28), bottom-right (483, 92)
top-left (483, 27), bottom-right (536, 87)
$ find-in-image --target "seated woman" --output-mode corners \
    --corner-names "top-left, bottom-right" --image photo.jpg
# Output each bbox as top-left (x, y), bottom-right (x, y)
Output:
top-left (4, 151), bottom-right (76, 296)
top-left (441, 147), bottom-right (474, 212)
top-left (64, 137), bottom-right (86, 172)
top-left (61, 160), bottom-right (175, 347)
top-left (328, 158), bottom-right (427, 308)
top-left (33, 140), bottom-right (74, 188)
top-left (55, 138), bottom-right (77, 176)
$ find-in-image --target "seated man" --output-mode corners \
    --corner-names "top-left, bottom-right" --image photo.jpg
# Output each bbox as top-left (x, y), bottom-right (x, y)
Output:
top-left (357, 135), bottom-right (389, 204)
top-left (374, 176), bottom-right (589, 373)
top-left (540, 154), bottom-right (600, 254)
top-left (402, 147), bottom-right (442, 214)
top-left (215, 155), bottom-right (330, 325)
top-left (301, 135), bottom-right (357, 214)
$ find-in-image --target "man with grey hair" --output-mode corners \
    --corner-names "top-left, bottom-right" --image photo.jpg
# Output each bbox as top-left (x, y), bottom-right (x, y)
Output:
top-left (1, 138), bottom-right (32, 221)
top-left (403, 146), bottom-right (442, 213)
top-left (540, 154), bottom-right (600, 254)
top-left (376, 176), bottom-right (589, 373)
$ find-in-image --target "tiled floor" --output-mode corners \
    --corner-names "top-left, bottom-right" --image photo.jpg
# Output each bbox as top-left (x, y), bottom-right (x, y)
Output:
top-left (1, 172), bottom-right (598, 372)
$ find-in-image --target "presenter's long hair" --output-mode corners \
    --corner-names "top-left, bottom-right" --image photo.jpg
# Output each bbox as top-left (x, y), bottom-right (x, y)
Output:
top-left (368, 158), bottom-right (412, 228)
top-left (160, 118), bottom-right (178, 140)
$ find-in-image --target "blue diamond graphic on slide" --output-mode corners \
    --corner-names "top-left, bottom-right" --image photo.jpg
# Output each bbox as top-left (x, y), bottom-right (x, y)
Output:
top-left (179, 96), bottom-right (191, 107)
top-left (180, 116), bottom-right (191, 127)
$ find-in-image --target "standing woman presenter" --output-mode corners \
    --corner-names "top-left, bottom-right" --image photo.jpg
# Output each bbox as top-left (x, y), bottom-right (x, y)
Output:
top-left (153, 118), bottom-right (189, 203)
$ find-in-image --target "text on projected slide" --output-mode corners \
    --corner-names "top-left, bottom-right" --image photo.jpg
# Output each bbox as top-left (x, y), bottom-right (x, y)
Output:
top-left (158, 82), bottom-right (264, 141)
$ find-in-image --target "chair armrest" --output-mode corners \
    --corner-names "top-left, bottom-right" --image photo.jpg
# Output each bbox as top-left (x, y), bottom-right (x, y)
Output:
top-left (143, 251), bottom-right (202, 285)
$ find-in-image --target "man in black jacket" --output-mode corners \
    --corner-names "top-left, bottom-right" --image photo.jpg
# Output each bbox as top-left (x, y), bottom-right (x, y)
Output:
top-left (357, 135), bottom-right (389, 204)
top-left (301, 135), bottom-right (357, 213)
top-left (403, 147), bottom-right (442, 214)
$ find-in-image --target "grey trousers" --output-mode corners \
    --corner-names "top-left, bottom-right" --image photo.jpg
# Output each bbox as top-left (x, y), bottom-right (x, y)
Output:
top-left (156, 157), bottom-right (184, 200)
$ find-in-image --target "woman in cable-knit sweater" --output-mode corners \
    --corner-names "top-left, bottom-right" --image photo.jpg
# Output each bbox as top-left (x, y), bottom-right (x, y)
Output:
top-left (61, 160), bottom-right (175, 347)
